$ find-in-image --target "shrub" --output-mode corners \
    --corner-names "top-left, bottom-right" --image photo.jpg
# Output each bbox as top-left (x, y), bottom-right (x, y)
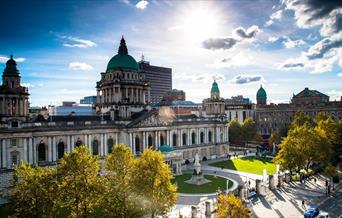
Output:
top-left (185, 159), bottom-right (190, 165)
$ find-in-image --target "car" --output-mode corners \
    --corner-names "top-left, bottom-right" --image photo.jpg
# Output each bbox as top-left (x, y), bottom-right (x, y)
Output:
top-left (304, 205), bottom-right (320, 218)
top-left (317, 211), bottom-right (329, 218)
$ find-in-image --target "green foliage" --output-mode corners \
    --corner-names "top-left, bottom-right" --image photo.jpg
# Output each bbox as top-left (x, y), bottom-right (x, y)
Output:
top-left (10, 163), bottom-right (58, 218)
top-left (275, 123), bottom-right (332, 171)
top-left (241, 118), bottom-right (258, 144)
top-left (229, 120), bottom-right (242, 144)
top-left (289, 111), bottom-right (314, 129)
top-left (56, 145), bottom-right (104, 218)
top-left (216, 193), bottom-right (251, 218)
top-left (131, 148), bottom-right (178, 218)
top-left (324, 164), bottom-right (338, 178)
top-left (269, 130), bottom-right (281, 145)
top-left (102, 144), bottom-right (143, 217)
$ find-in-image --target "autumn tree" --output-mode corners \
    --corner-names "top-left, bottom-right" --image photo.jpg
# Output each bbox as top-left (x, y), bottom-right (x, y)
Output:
top-left (56, 145), bottom-right (104, 217)
top-left (274, 124), bottom-right (332, 172)
top-left (269, 130), bottom-right (281, 146)
top-left (131, 148), bottom-right (178, 218)
top-left (324, 164), bottom-right (338, 181)
top-left (10, 163), bottom-right (58, 218)
top-left (102, 144), bottom-right (143, 217)
top-left (229, 120), bottom-right (242, 144)
top-left (289, 111), bottom-right (314, 129)
top-left (216, 193), bottom-right (250, 218)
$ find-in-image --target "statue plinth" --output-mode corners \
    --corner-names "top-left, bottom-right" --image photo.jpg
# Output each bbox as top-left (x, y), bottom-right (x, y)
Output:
top-left (185, 153), bottom-right (211, 185)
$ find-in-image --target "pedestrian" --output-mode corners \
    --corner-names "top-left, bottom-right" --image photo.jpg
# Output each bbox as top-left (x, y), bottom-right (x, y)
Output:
top-left (314, 178), bottom-right (317, 183)
top-left (301, 200), bottom-right (305, 209)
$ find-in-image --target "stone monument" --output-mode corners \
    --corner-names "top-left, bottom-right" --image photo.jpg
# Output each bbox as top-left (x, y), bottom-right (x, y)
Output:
top-left (185, 153), bottom-right (211, 185)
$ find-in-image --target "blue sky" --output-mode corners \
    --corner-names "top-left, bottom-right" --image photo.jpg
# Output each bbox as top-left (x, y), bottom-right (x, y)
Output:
top-left (0, 0), bottom-right (341, 106)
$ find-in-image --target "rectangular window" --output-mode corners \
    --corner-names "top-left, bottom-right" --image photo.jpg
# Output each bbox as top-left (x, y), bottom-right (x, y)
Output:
top-left (10, 139), bottom-right (17, 147)
top-left (12, 154), bottom-right (18, 166)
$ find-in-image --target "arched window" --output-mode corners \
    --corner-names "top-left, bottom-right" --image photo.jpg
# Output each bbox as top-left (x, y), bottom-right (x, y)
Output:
top-left (92, 139), bottom-right (99, 155)
top-left (208, 131), bottom-right (212, 143)
top-left (38, 143), bottom-right (46, 162)
top-left (148, 135), bottom-right (153, 147)
top-left (160, 135), bottom-right (164, 145)
top-left (172, 133), bottom-right (177, 147)
top-left (191, 132), bottom-right (196, 145)
top-left (182, 133), bottom-right (187, 146)
top-left (199, 132), bottom-right (204, 143)
top-left (135, 136), bottom-right (140, 154)
top-left (57, 142), bottom-right (65, 159)
top-left (107, 138), bottom-right (114, 154)
top-left (75, 139), bottom-right (82, 147)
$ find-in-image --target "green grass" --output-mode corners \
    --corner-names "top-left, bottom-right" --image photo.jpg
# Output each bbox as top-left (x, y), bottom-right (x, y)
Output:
top-left (209, 156), bottom-right (276, 175)
top-left (172, 173), bottom-right (233, 194)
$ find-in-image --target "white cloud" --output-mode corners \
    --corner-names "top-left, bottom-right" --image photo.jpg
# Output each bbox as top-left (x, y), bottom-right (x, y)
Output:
top-left (265, 10), bottom-right (283, 26)
top-left (268, 36), bottom-right (279, 42)
top-left (338, 73), bottom-right (342, 77)
top-left (136, 0), bottom-right (148, 10)
top-left (60, 36), bottom-right (96, 48)
top-left (21, 83), bottom-right (35, 88)
top-left (213, 52), bottom-right (254, 68)
top-left (0, 55), bottom-right (26, 63)
top-left (283, 37), bottom-right (306, 48)
top-left (69, 62), bottom-right (93, 71)
top-left (175, 72), bottom-right (225, 83)
top-left (327, 90), bottom-right (342, 101)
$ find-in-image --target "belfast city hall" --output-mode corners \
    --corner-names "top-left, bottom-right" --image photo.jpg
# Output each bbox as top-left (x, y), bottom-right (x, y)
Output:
top-left (0, 37), bottom-right (229, 194)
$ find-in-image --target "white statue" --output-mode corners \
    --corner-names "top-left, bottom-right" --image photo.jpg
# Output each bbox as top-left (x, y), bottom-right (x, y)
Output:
top-left (194, 153), bottom-right (201, 175)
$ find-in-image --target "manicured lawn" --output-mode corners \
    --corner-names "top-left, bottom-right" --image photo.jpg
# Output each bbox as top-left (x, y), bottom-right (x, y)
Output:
top-left (172, 173), bottom-right (233, 194)
top-left (209, 156), bottom-right (276, 175)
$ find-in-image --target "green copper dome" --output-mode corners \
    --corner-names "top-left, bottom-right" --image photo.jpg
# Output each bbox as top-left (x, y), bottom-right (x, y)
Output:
top-left (106, 37), bottom-right (139, 71)
top-left (257, 85), bottom-right (267, 100)
top-left (211, 81), bottom-right (219, 93)
top-left (157, 145), bottom-right (174, 153)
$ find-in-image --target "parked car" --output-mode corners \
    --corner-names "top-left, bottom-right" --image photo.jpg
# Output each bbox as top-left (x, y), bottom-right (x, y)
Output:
top-left (317, 211), bottom-right (329, 218)
top-left (304, 205), bottom-right (320, 218)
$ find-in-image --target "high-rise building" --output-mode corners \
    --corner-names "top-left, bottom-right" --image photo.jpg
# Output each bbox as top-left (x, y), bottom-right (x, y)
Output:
top-left (139, 58), bottom-right (172, 105)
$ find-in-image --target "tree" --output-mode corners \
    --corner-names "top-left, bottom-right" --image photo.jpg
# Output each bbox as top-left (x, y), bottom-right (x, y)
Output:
top-left (103, 144), bottom-right (143, 217)
top-left (274, 124), bottom-right (332, 172)
top-left (131, 148), bottom-right (178, 218)
top-left (216, 193), bottom-right (250, 218)
top-left (56, 145), bottom-right (103, 217)
top-left (269, 130), bottom-right (281, 146)
top-left (241, 118), bottom-right (258, 146)
top-left (324, 164), bottom-right (338, 179)
top-left (316, 117), bottom-right (338, 145)
top-left (229, 120), bottom-right (242, 144)
top-left (10, 163), bottom-right (58, 218)
top-left (290, 111), bottom-right (314, 129)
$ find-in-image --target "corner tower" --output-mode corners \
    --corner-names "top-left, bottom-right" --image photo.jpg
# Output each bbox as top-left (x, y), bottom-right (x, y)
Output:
top-left (0, 55), bottom-right (29, 121)
top-left (205, 80), bottom-right (225, 116)
top-left (96, 37), bottom-right (150, 120)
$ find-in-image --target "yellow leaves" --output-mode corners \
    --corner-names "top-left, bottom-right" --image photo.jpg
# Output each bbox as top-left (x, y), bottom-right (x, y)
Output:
top-left (216, 193), bottom-right (250, 218)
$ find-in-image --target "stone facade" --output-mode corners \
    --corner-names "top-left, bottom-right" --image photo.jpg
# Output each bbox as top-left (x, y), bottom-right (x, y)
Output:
top-left (256, 87), bottom-right (342, 136)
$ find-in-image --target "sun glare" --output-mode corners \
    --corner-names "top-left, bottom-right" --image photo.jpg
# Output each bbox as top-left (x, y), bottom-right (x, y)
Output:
top-left (183, 8), bottom-right (219, 42)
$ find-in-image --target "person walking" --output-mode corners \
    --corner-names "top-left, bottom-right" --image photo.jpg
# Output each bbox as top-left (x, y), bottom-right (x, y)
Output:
top-left (302, 200), bottom-right (306, 209)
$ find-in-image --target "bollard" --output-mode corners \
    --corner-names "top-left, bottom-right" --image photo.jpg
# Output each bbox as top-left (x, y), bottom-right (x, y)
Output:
top-left (269, 174), bottom-right (275, 190)
top-left (191, 206), bottom-right (197, 218)
top-left (255, 179), bottom-right (262, 195)
top-left (205, 201), bottom-right (211, 216)
top-left (278, 174), bottom-right (283, 187)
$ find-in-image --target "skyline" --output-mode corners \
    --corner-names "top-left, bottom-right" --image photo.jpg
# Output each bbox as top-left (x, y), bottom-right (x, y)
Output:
top-left (0, 0), bottom-right (341, 106)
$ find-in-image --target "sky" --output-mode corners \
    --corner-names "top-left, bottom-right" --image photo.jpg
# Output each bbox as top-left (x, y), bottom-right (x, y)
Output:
top-left (0, 0), bottom-right (341, 106)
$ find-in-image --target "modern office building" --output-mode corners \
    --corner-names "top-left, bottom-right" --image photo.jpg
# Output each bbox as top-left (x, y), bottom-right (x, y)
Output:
top-left (48, 102), bottom-right (95, 116)
top-left (80, 96), bottom-right (97, 106)
top-left (225, 95), bottom-right (254, 123)
top-left (139, 58), bottom-right (172, 105)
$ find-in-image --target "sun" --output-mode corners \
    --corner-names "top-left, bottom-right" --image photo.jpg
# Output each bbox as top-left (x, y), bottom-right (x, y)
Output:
top-left (183, 7), bottom-right (219, 42)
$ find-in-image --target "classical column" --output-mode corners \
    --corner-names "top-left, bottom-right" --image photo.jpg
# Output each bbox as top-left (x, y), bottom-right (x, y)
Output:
top-left (115, 132), bottom-right (118, 146)
top-left (187, 129), bottom-right (190, 145)
top-left (197, 128), bottom-right (200, 144)
top-left (84, 135), bottom-right (88, 147)
top-left (166, 130), bottom-right (170, 145)
top-left (23, 138), bottom-right (28, 163)
top-left (100, 134), bottom-right (104, 156)
top-left (129, 132), bottom-right (133, 151)
top-left (1, 139), bottom-right (7, 168)
top-left (52, 136), bottom-right (56, 162)
top-left (142, 132), bottom-right (146, 151)
top-left (28, 137), bottom-right (33, 164)
top-left (48, 137), bottom-right (52, 162)
top-left (71, 136), bottom-right (75, 151)
top-left (154, 131), bottom-right (158, 149)
top-left (88, 135), bottom-right (92, 154)
top-left (67, 136), bottom-right (71, 153)
top-left (104, 134), bottom-right (108, 155)
top-left (33, 138), bottom-right (37, 164)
